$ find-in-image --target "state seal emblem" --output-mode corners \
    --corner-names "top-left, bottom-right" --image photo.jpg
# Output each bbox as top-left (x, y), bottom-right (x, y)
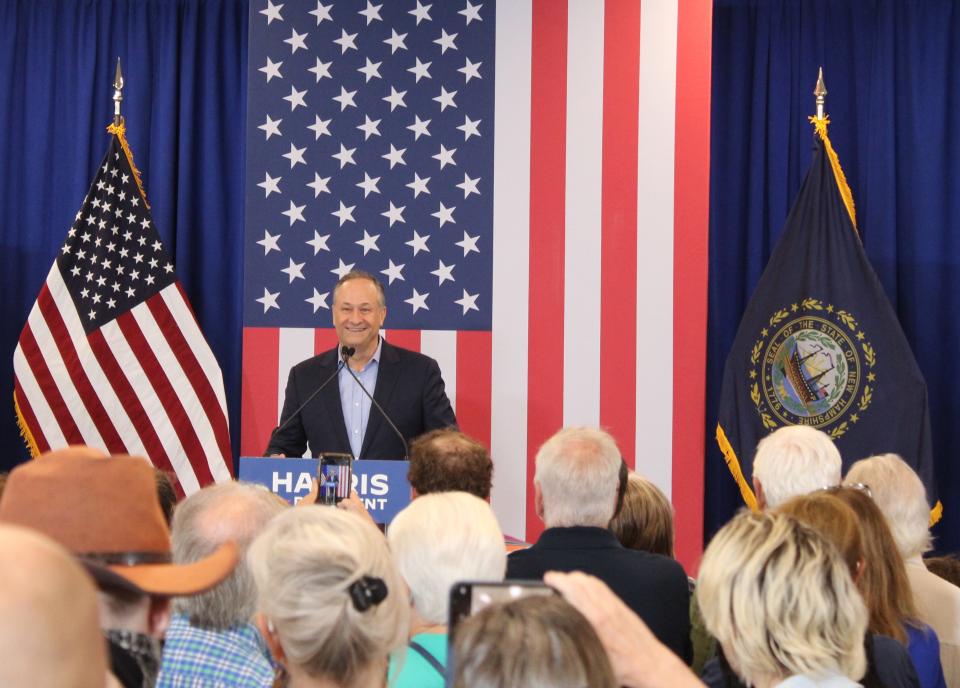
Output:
top-left (748, 299), bottom-right (876, 439)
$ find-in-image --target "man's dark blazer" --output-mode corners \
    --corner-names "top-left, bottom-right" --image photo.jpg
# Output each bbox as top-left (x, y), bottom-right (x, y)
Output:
top-left (264, 340), bottom-right (457, 459)
top-left (506, 526), bottom-right (692, 662)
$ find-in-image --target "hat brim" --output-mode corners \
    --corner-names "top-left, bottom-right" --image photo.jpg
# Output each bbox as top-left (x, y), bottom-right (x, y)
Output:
top-left (81, 541), bottom-right (238, 597)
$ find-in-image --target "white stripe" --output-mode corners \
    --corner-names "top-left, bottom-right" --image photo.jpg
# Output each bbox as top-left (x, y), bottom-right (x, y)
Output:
top-left (635, 0), bottom-right (678, 497)
top-left (130, 300), bottom-right (232, 483)
top-left (45, 265), bottom-right (149, 458)
top-left (277, 328), bottom-right (315, 458)
top-left (13, 337), bottom-right (68, 450)
top-left (491, 0), bottom-right (533, 540)
top-left (26, 294), bottom-right (106, 448)
top-left (99, 320), bottom-right (202, 494)
top-left (420, 330), bottom-right (457, 414)
top-left (160, 285), bottom-right (230, 416)
top-left (562, 0), bottom-right (604, 427)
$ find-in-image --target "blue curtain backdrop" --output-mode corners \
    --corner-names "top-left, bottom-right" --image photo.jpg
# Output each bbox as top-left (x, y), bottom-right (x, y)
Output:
top-left (707, 0), bottom-right (960, 552)
top-left (0, 0), bottom-right (248, 471)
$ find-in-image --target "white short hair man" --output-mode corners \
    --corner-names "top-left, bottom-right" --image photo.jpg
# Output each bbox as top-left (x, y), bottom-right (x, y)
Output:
top-left (506, 427), bottom-right (692, 661)
top-left (752, 425), bottom-right (842, 509)
top-left (846, 453), bottom-right (960, 687)
top-left (158, 482), bottom-right (288, 688)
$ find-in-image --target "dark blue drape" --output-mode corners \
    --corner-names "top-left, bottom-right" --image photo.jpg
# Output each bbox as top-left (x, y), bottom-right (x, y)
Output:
top-left (707, 0), bottom-right (960, 552)
top-left (0, 0), bottom-right (248, 471)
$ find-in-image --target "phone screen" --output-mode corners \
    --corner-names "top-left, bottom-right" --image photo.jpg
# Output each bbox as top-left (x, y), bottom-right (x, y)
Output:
top-left (448, 581), bottom-right (555, 639)
top-left (317, 453), bottom-right (352, 505)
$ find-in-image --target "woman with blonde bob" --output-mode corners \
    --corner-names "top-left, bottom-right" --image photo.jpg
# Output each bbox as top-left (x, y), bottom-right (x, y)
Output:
top-left (247, 507), bottom-right (409, 688)
top-left (698, 511), bottom-right (868, 688)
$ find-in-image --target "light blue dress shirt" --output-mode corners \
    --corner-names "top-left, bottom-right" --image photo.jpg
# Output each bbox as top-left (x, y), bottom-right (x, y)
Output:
top-left (338, 338), bottom-right (382, 458)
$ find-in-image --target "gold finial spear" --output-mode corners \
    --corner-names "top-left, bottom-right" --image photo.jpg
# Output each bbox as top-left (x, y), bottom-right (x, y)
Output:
top-left (814, 66), bottom-right (827, 121)
top-left (112, 58), bottom-right (124, 127)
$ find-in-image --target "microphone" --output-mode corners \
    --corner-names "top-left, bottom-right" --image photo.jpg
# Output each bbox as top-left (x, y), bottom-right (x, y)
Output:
top-left (341, 345), bottom-right (410, 460)
top-left (266, 358), bottom-right (345, 454)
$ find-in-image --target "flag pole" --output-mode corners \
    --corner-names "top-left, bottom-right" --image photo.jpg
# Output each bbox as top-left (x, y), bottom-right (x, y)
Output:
top-left (814, 66), bottom-right (827, 121)
top-left (112, 58), bottom-right (124, 127)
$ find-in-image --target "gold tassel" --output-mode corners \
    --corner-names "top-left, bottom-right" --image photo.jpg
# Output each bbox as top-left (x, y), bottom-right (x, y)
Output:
top-left (14, 391), bottom-right (40, 458)
top-left (106, 119), bottom-right (151, 209)
top-left (716, 423), bottom-right (759, 511)
top-left (809, 116), bottom-right (857, 232)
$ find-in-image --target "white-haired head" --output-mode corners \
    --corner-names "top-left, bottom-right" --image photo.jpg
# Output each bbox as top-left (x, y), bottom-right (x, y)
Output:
top-left (388, 491), bottom-right (506, 625)
top-left (845, 453), bottom-right (932, 559)
top-left (752, 425), bottom-right (842, 508)
top-left (534, 427), bottom-right (622, 529)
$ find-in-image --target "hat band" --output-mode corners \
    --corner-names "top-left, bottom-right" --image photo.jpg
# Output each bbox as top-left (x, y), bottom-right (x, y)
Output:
top-left (79, 551), bottom-right (172, 566)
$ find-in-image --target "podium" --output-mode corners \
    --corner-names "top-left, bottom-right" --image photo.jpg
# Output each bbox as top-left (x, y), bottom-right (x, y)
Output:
top-left (239, 457), bottom-right (412, 524)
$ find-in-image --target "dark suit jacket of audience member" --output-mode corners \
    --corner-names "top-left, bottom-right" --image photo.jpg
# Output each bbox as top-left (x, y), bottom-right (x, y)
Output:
top-left (506, 526), bottom-right (692, 662)
top-left (266, 340), bottom-right (457, 459)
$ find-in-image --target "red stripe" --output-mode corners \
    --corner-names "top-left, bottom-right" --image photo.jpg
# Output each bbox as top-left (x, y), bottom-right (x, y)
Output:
top-left (456, 331), bottom-right (492, 448)
top-left (37, 286), bottom-right (128, 453)
top-left (86, 329), bottom-right (179, 482)
top-left (526, 0), bottom-right (568, 541)
top-left (599, 0), bottom-right (641, 466)
top-left (13, 379), bottom-right (49, 453)
top-left (17, 325), bottom-right (84, 445)
top-left (114, 311), bottom-right (216, 486)
top-left (145, 293), bottom-right (233, 476)
top-left (386, 329), bottom-right (421, 352)
top-left (314, 328), bottom-right (339, 355)
top-left (241, 327), bottom-right (280, 456)
top-left (672, 0), bottom-right (712, 574)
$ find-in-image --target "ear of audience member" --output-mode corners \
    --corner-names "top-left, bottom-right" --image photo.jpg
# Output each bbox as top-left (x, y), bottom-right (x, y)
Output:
top-left (450, 594), bottom-right (618, 688)
top-left (697, 510), bottom-right (867, 687)
top-left (154, 469), bottom-right (178, 527)
top-left (248, 507), bottom-right (409, 688)
top-left (609, 472), bottom-right (674, 558)
top-left (407, 428), bottom-right (493, 500)
top-left (751, 425), bottom-right (842, 508)
top-left (0, 524), bottom-right (108, 688)
top-left (387, 492), bottom-right (506, 688)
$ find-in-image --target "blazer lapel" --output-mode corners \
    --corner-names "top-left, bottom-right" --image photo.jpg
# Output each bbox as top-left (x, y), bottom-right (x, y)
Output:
top-left (358, 340), bottom-right (401, 459)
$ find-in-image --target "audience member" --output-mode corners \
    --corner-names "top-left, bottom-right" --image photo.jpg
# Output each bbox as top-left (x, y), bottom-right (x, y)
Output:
top-left (407, 428), bottom-right (493, 500)
top-left (698, 511), bottom-right (868, 687)
top-left (846, 454), bottom-right (960, 686)
top-left (0, 447), bottom-right (239, 688)
top-left (506, 427), bottom-right (691, 660)
top-left (158, 482), bottom-right (288, 687)
top-left (828, 486), bottom-right (945, 687)
top-left (609, 472), bottom-right (674, 557)
top-left (449, 594), bottom-right (617, 688)
top-left (778, 491), bottom-right (925, 688)
top-left (0, 524), bottom-right (108, 688)
top-left (387, 491), bottom-right (506, 687)
top-left (751, 425), bottom-right (842, 509)
top-left (247, 507), bottom-right (408, 688)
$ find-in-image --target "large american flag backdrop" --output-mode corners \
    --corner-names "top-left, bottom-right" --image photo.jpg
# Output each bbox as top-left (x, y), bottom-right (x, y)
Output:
top-left (242, 0), bottom-right (711, 562)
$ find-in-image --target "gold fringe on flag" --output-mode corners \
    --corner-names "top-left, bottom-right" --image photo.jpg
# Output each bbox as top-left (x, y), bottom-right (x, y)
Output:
top-left (809, 116), bottom-right (857, 232)
top-left (14, 391), bottom-right (40, 458)
top-left (106, 119), bottom-right (150, 209)
top-left (716, 423), bottom-right (759, 511)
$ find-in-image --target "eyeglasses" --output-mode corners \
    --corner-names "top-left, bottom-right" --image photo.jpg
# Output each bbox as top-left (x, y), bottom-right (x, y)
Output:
top-left (817, 482), bottom-right (872, 498)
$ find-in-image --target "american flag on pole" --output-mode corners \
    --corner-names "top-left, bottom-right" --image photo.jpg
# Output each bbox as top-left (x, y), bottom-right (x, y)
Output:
top-left (14, 124), bottom-right (233, 494)
top-left (242, 0), bottom-right (712, 561)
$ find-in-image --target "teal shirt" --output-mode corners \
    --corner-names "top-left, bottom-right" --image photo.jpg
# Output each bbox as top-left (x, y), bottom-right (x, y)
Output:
top-left (390, 632), bottom-right (447, 688)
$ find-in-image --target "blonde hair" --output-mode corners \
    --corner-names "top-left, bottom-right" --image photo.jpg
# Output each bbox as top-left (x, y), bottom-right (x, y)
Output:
top-left (846, 453), bottom-right (932, 559)
top-left (609, 473), bottom-right (674, 557)
top-left (388, 492), bottom-right (506, 625)
top-left (247, 508), bottom-right (408, 685)
top-left (698, 511), bottom-right (867, 686)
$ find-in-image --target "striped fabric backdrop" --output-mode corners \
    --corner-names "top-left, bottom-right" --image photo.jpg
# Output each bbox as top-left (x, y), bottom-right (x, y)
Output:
top-left (241, 0), bottom-right (711, 566)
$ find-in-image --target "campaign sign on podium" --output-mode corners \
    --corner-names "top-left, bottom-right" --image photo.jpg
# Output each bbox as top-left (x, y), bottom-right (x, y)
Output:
top-left (239, 457), bottom-right (412, 524)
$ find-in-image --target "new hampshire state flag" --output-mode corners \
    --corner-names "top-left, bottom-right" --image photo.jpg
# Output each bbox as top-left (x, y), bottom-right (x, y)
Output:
top-left (716, 118), bottom-right (934, 512)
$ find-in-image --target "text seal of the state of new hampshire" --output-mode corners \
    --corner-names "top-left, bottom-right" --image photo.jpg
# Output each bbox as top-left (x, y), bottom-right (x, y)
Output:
top-left (747, 299), bottom-right (877, 439)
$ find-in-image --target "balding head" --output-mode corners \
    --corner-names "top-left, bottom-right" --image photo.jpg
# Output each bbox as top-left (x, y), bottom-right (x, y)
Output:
top-left (0, 525), bottom-right (107, 688)
top-left (408, 429), bottom-right (493, 500)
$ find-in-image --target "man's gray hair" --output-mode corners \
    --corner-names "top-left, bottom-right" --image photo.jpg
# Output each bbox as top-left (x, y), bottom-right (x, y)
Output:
top-left (171, 481), bottom-right (286, 629)
top-left (845, 453), bottom-right (933, 559)
top-left (752, 425), bottom-right (842, 508)
top-left (534, 427), bottom-right (622, 528)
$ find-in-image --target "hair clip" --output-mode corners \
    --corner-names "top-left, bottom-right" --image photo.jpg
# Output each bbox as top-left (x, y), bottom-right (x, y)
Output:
top-left (348, 575), bottom-right (388, 612)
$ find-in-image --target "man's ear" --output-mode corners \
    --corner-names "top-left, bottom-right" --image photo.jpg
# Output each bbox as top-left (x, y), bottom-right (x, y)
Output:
top-left (534, 481), bottom-right (545, 523)
top-left (147, 596), bottom-right (172, 639)
top-left (752, 477), bottom-right (766, 511)
top-left (256, 613), bottom-right (287, 665)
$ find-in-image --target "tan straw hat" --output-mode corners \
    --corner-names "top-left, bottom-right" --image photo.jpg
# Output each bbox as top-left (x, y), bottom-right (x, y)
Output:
top-left (0, 446), bottom-right (237, 596)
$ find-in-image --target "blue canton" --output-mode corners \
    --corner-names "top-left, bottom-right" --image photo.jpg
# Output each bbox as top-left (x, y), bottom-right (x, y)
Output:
top-left (158, 614), bottom-right (275, 688)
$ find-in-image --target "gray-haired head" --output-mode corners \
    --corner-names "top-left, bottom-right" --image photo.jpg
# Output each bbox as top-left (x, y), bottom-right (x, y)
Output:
top-left (752, 425), bottom-right (842, 508)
